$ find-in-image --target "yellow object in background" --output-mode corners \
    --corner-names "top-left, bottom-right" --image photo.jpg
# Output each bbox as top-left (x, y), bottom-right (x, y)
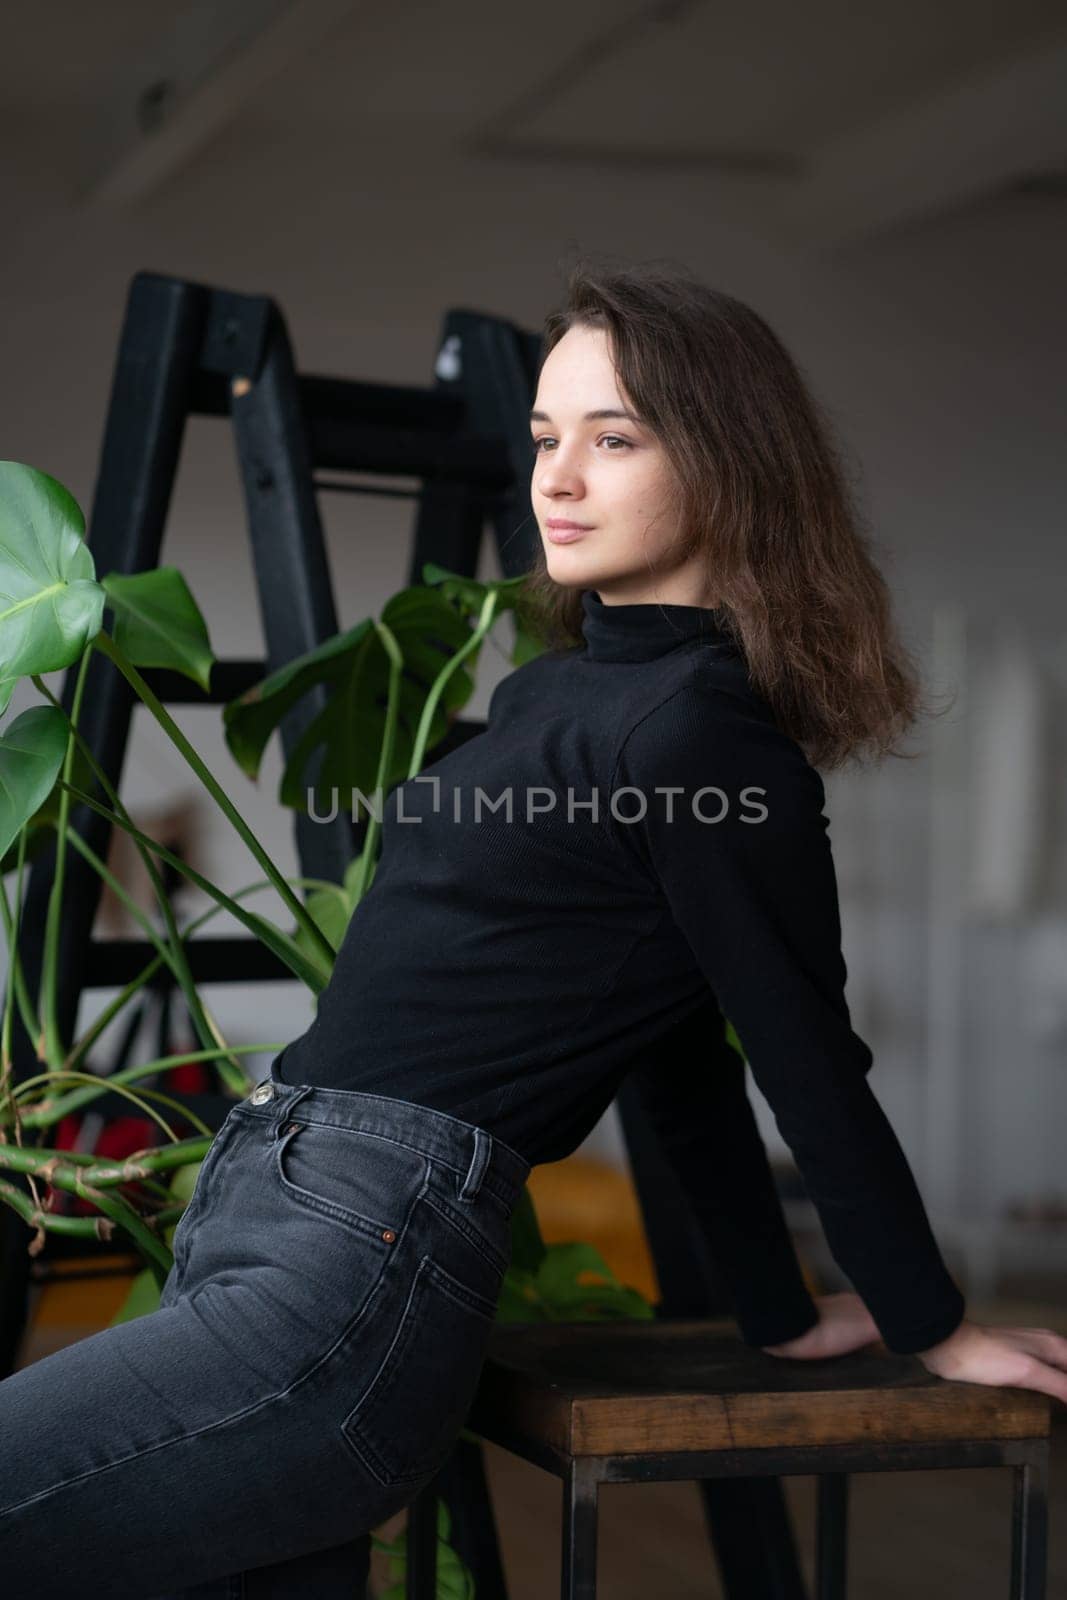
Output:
top-left (526, 1156), bottom-right (661, 1304)
top-left (29, 1256), bottom-right (140, 1330)
top-left (19, 1256), bottom-right (142, 1367)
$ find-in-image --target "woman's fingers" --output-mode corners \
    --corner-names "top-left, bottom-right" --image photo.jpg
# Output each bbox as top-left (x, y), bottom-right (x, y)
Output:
top-left (917, 1322), bottom-right (1067, 1406)
top-left (989, 1326), bottom-right (1067, 1372)
top-left (774, 1313), bottom-right (1067, 1407)
top-left (981, 1345), bottom-right (1067, 1407)
top-left (1014, 1353), bottom-right (1067, 1407)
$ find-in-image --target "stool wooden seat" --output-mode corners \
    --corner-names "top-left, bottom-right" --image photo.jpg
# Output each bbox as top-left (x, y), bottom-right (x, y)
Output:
top-left (406, 1318), bottom-right (1052, 1599)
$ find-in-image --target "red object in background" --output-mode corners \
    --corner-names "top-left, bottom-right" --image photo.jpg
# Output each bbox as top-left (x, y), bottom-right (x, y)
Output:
top-left (46, 1057), bottom-right (212, 1217)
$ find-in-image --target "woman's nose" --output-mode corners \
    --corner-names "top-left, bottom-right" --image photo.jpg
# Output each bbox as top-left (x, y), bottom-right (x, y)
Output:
top-left (536, 450), bottom-right (584, 498)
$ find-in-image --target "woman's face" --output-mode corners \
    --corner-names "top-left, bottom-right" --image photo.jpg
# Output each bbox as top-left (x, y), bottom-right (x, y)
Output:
top-left (530, 323), bottom-right (712, 606)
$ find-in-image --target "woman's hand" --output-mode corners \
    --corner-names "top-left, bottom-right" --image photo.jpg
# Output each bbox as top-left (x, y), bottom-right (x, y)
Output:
top-left (760, 1292), bottom-right (883, 1360)
top-left (763, 1300), bottom-right (1067, 1407)
top-left (915, 1319), bottom-right (1067, 1406)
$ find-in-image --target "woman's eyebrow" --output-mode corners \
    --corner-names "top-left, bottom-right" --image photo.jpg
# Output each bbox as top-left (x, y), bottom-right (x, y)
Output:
top-left (529, 407), bottom-right (643, 425)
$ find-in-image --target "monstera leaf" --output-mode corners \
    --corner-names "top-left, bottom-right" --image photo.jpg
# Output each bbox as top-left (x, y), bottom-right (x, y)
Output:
top-left (418, 562), bottom-right (526, 615)
top-left (224, 567), bottom-right (545, 820)
top-left (223, 586), bottom-right (478, 818)
top-left (0, 462), bottom-right (106, 714)
top-left (0, 737), bottom-right (100, 876)
top-left (101, 567), bottom-right (215, 691)
top-left (496, 1240), bottom-right (654, 1323)
top-left (500, 1191), bottom-right (653, 1322)
top-left (291, 849), bottom-right (377, 962)
top-left (421, 562), bottom-right (545, 666)
top-left (0, 706), bottom-right (71, 861)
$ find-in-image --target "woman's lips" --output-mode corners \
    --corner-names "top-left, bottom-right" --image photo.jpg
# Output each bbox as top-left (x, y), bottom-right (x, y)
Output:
top-left (545, 522), bottom-right (591, 545)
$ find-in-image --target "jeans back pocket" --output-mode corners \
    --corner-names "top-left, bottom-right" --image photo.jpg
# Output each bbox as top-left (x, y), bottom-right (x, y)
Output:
top-left (341, 1254), bottom-right (498, 1487)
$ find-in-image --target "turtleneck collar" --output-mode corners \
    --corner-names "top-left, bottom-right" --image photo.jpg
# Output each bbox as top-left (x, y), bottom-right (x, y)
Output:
top-left (579, 587), bottom-right (738, 664)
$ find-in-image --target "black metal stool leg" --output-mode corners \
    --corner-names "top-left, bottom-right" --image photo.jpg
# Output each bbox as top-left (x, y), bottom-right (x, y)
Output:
top-left (562, 1461), bottom-right (600, 1600)
top-left (1011, 1447), bottom-right (1049, 1600)
top-left (433, 1438), bottom-right (511, 1599)
top-left (815, 1472), bottom-right (848, 1600)
top-left (407, 1478), bottom-right (440, 1599)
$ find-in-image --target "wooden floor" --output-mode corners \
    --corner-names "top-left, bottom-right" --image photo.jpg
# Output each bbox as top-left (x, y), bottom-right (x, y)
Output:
top-left (19, 1290), bottom-right (1067, 1598)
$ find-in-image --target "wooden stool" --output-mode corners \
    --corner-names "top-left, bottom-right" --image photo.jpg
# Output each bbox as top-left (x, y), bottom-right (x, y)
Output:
top-left (406, 1318), bottom-right (1052, 1599)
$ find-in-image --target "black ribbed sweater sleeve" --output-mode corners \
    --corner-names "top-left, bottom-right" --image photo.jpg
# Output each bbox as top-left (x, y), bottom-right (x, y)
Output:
top-left (626, 994), bottom-right (821, 1347)
top-left (614, 683), bottom-right (967, 1356)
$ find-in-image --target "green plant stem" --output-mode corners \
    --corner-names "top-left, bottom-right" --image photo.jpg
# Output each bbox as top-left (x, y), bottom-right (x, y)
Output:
top-left (0, 831), bottom-right (32, 1132)
top-left (1, 829), bottom-right (27, 1081)
top-left (54, 819), bottom-right (245, 1096)
top-left (58, 873), bottom-right (334, 1085)
top-left (92, 633), bottom-right (336, 970)
top-left (7, 1044), bottom-right (276, 1128)
top-left (0, 1138), bottom-right (172, 1200)
top-left (5, 1066), bottom-right (184, 1143)
top-left (0, 872), bottom-right (43, 1061)
top-left (31, 674), bottom-right (245, 1087)
top-left (85, 1184), bottom-right (173, 1271)
top-left (347, 592), bottom-right (503, 907)
top-left (348, 621), bottom-right (403, 906)
top-left (0, 1141), bottom-right (210, 1188)
top-left (150, 1204), bottom-right (186, 1228)
top-left (58, 824), bottom-right (205, 993)
top-left (39, 649), bottom-right (92, 1066)
top-left (0, 1178), bottom-right (118, 1242)
top-left (57, 782), bottom-right (330, 991)
top-left (60, 950), bottom-right (167, 1080)
top-left (408, 589), bottom-right (500, 778)
top-left (7, 1155), bottom-right (173, 1272)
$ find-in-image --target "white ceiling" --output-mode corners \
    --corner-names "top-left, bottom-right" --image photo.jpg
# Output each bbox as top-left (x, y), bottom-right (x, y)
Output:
top-left (295, 0), bottom-right (1065, 153)
top-left (2, 0), bottom-right (1066, 239)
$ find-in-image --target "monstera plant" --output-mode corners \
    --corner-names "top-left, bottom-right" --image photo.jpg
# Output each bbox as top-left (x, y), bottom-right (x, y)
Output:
top-left (0, 460), bottom-right (651, 1595)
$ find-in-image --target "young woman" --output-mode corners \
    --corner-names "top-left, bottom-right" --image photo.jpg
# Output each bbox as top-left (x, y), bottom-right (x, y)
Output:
top-left (2, 261), bottom-right (1064, 1598)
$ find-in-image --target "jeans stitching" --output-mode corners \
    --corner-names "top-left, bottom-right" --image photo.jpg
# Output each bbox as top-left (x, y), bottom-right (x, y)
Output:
top-left (420, 1189), bottom-right (510, 1279)
top-left (169, 1119), bottom-right (242, 1280)
top-left (271, 1123), bottom-right (414, 1240)
top-left (241, 1103), bottom-right (522, 1212)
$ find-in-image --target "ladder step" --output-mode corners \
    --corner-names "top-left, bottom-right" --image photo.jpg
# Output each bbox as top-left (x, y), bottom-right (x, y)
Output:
top-left (189, 369), bottom-right (509, 478)
top-left (190, 371), bottom-right (466, 431)
top-left (138, 662), bottom-right (265, 703)
top-left (306, 418), bottom-right (512, 483)
top-left (85, 938), bottom-right (292, 988)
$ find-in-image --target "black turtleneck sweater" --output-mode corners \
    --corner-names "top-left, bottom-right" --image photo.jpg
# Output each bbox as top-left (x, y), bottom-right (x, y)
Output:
top-left (277, 589), bottom-right (967, 1356)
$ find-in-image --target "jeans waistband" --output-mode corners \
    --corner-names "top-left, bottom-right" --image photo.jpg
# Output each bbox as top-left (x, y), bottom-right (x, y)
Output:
top-left (235, 1056), bottom-right (532, 1213)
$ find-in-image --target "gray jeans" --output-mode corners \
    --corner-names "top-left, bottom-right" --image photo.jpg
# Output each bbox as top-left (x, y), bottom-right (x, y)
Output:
top-left (0, 1059), bottom-right (530, 1597)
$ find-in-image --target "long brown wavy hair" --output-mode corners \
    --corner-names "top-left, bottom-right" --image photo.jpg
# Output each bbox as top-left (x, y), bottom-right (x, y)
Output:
top-left (515, 256), bottom-right (933, 773)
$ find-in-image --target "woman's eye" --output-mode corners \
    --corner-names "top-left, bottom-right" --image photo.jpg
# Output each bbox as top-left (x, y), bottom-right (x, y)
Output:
top-left (531, 435), bottom-right (632, 453)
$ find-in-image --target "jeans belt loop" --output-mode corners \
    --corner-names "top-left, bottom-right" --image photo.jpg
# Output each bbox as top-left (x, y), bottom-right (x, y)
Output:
top-left (459, 1127), bottom-right (491, 1203)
